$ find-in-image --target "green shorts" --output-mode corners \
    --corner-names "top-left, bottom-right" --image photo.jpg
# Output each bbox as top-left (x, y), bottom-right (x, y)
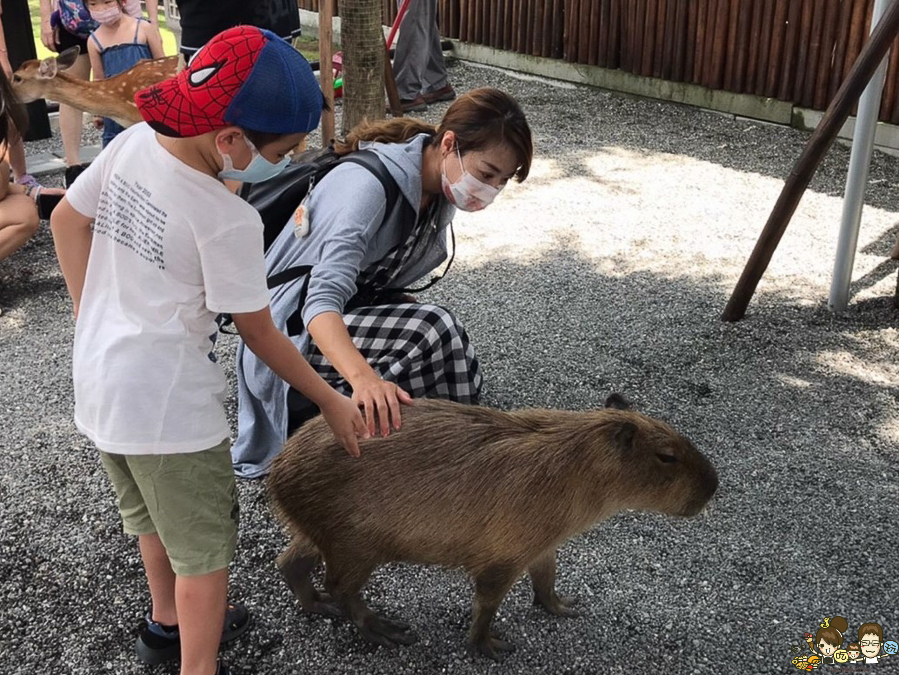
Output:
top-left (100, 439), bottom-right (239, 576)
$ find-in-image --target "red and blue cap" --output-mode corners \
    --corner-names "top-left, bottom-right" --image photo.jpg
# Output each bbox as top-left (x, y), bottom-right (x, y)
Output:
top-left (135, 25), bottom-right (323, 138)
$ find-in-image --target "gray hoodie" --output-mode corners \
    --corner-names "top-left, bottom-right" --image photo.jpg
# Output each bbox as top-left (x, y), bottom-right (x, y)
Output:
top-left (233, 134), bottom-right (454, 477)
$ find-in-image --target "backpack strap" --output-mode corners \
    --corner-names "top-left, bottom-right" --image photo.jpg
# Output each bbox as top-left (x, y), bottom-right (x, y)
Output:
top-left (219, 151), bottom-right (413, 336)
top-left (271, 151), bottom-right (415, 337)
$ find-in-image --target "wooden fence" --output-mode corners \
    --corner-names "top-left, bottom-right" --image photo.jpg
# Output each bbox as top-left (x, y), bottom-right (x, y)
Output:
top-left (298, 0), bottom-right (899, 124)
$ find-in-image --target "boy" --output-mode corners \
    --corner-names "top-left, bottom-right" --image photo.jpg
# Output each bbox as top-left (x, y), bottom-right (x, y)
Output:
top-left (50, 26), bottom-right (367, 675)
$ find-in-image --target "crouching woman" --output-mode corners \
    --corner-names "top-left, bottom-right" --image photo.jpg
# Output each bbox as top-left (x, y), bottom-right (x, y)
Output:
top-left (233, 87), bottom-right (533, 477)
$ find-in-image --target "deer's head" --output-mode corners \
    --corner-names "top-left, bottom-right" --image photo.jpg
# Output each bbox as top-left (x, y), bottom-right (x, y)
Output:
top-left (11, 46), bottom-right (82, 103)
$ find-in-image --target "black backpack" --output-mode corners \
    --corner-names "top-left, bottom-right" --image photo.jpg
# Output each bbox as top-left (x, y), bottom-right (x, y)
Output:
top-left (218, 149), bottom-right (417, 336)
top-left (239, 147), bottom-right (413, 254)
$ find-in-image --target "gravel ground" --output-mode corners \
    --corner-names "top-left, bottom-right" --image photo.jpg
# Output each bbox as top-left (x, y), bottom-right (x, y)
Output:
top-left (2, 59), bottom-right (898, 674)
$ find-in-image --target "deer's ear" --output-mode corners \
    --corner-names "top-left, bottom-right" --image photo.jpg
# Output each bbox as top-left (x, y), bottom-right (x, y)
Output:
top-left (56, 46), bottom-right (81, 70)
top-left (37, 56), bottom-right (59, 79)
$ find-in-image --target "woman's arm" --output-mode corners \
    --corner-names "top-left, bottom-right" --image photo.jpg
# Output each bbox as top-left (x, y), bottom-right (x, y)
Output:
top-left (232, 306), bottom-right (368, 456)
top-left (308, 311), bottom-right (413, 437)
top-left (144, 0), bottom-right (159, 25)
top-left (50, 197), bottom-right (94, 317)
top-left (38, 0), bottom-right (58, 52)
top-left (142, 20), bottom-right (165, 59)
top-left (0, 160), bottom-right (10, 201)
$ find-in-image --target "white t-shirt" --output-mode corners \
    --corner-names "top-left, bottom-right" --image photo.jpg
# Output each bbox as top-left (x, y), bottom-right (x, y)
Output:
top-left (66, 124), bottom-right (270, 454)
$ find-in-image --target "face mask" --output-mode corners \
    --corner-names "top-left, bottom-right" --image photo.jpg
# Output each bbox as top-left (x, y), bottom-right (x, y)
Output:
top-left (90, 5), bottom-right (122, 23)
top-left (218, 136), bottom-right (291, 183)
top-left (441, 146), bottom-right (502, 212)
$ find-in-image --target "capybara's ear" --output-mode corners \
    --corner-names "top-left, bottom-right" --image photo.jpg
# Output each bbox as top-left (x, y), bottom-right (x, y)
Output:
top-left (604, 393), bottom-right (632, 410)
top-left (614, 421), bottom-right (637, 451)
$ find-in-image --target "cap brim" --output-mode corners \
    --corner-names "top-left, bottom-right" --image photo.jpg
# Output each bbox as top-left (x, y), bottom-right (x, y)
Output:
top-left (135, 75), bottom-right (223, 138)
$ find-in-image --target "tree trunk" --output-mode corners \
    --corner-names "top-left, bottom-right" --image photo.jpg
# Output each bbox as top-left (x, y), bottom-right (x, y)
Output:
top-left (338, 0), bottom-right (385, 135)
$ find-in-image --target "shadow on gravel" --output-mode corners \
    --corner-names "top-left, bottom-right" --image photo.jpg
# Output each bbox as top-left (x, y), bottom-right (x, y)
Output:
top-left (514, 83), bottom-right (899, 215)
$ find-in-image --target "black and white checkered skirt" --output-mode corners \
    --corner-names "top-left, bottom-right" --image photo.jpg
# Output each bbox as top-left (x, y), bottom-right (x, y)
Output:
top-left (303, 302), bottom-right (482, 402)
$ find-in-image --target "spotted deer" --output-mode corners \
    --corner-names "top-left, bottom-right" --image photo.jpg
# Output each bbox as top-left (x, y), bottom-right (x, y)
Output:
top-left (12, 47), bottom-right (182, 128)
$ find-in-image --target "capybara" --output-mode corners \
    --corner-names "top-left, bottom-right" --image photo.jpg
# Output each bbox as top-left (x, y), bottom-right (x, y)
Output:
top-left (268, 395), bottom-right (718, 659)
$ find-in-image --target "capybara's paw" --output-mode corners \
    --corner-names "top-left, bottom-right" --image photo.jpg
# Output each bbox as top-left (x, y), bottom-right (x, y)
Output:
top-left (358, 614), bottom-right (418, 648)
top-left (534, 593), bottom-right (580, 617)
top-left (299, 590), bottom-right (342, 617)
top-left (469, 633), bottom-right (516, 660)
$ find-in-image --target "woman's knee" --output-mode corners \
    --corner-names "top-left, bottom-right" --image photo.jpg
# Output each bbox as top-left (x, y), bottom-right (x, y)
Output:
top-left (0, 194), bottom-right (41, 235)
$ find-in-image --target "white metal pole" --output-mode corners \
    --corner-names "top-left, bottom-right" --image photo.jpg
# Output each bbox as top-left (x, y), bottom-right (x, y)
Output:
top-left (829, 0), bottom-right (894, 311)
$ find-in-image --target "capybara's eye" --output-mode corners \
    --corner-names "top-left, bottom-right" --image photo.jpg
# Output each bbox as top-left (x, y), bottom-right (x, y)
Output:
top-left (655, 453), bottom-right (678, 464)
top-left (13, 75), bottom-right (21, 83)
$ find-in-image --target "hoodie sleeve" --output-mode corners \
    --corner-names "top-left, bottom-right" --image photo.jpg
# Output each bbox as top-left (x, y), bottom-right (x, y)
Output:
top-left (301, 163), bottom-right (389, 326)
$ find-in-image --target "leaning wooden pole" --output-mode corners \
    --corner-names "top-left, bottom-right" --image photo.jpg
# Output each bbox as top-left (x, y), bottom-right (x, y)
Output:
top-left (721, 0), bottom-right (899, 322)
top-left (320, 0), bottom-right (336, 147)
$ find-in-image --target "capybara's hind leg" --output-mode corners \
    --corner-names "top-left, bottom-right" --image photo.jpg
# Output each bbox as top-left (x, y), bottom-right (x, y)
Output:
top-left (324, 558), bottom-right (417, 648)
top-left (277, 539), bottom-right (341, 617)
top-left (467, 565), bottom-right (519, 660)
top-left (528, 549), bottom-right (579, 617)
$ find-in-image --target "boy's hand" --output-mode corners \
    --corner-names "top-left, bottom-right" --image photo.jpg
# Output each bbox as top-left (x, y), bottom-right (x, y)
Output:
top-left (319, 392), bottom-right (368, 458)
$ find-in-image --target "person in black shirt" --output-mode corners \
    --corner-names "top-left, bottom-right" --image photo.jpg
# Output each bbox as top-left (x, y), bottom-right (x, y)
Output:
top-left (175, 0), bottom-right (300, 58)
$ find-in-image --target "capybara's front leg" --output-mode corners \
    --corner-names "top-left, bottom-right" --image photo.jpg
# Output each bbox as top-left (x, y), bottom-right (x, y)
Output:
top-left (277, 539), bottom-right (341, 617)
top-left (528, 549), bottom-right (579, 617)
top-left (323, 558), bottom-right (417, 648)
top-left (467, 565), bottom-right (519, 660)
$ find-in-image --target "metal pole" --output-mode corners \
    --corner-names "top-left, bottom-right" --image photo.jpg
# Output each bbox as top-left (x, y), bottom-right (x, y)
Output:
top-left (829, 0), bottom-right (894, 312)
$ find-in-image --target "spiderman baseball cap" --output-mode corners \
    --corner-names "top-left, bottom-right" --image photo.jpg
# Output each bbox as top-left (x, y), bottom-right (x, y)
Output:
top-left (135, 25), bottom-right (323, 138)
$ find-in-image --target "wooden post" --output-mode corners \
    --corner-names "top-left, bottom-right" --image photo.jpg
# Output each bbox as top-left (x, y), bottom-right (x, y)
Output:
top-left (383, 29), bottom-right (403, 116)
top-left (722, 0), bottom-right (899, 321)
top-left (320, 0), bottom-right (335, 147)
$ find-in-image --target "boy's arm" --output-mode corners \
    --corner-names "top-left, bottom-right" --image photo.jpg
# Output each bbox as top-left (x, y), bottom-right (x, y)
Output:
top-left (86, 39), bottom-right (105, 80)
top-left (50, 198), bottom-right (94, 317)
top-left (231, 306), bottom-right (368, 456)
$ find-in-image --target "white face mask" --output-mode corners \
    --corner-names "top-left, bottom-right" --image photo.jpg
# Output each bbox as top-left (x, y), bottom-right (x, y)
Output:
top-left (90, 4), bottom-right (122, 24)
top-left (441, 146), bottom-right (501, 212)
top-left (218, 136), bottom-right (291, 183)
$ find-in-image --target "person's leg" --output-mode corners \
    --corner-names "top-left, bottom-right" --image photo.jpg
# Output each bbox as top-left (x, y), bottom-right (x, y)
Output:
top-left (305, 303), bottom-right (482, 401)
top-left (392, 0), bottom-right (429, 103)
top-left (139, 533), bottom-right (178, 626)
top-left (419, 0), bottom-right (451, 98)
top-left (0, 193), bottom-right (40, 261)
top-left (176, 569), bottom-right (228, 675)
top-left (58, 53), bottom-right (91, 167)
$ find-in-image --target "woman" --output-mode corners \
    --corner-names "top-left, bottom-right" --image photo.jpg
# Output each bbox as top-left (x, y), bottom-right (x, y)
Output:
top-left (234, 87), bottom-right (533, 477)
top-left (0, 68), bottom-right (63, 263)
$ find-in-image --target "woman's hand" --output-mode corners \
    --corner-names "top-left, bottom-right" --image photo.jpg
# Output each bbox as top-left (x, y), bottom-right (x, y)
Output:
top-left (350, 372), bottom-right (414, 438)
top-left (40, 21), bottom-right (58, 52)
top-left (319, 391), bottom-right (369, 458)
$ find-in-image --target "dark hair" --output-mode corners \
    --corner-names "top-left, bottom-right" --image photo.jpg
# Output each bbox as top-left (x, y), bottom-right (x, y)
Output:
top-left (816, 616), bottom-right (848, 649)
top-left (0, 68), bottom-right (28, 147)
top-left (243, 93), bottom-right (331, 148)
top-left (336, 87), bottom-right (533, 182)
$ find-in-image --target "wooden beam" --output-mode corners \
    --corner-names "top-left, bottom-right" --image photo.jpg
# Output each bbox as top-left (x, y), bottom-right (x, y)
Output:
top-left (722, 0), bottom-right (899, 321)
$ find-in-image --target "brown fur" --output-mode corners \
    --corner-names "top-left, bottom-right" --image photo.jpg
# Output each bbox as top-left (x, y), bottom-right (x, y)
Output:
top-left (12, 48), bottom-right (181, 127)
top-left (268, 397), bottom-right (718, 659)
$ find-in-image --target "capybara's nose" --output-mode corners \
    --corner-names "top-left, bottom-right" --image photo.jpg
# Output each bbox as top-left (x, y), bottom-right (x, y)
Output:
top-left (704, 463), bottom-right (719, 499)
